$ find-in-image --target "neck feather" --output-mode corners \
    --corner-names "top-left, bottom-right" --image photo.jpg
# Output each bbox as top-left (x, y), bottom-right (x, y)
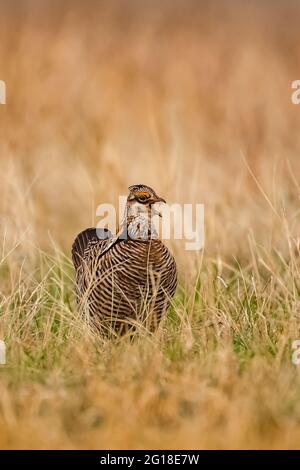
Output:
top-left (122, 203), bottom-right (158, 240)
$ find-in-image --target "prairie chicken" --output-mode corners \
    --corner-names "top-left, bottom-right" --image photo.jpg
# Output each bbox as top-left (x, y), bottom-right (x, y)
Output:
top-left (72, 185), bottom-right (177, 336)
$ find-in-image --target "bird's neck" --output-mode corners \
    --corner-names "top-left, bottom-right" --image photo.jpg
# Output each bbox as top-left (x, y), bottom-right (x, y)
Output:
top-left (121, 203), bottom-right (158, 241)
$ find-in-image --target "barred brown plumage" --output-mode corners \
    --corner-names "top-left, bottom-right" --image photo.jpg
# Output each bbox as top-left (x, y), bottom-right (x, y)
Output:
top-left (72, 185), bottom-right (177, 336)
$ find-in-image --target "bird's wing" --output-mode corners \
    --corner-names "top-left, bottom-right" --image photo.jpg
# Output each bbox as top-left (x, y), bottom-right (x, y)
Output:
top-left (71, 227), bottom-right (112, 271)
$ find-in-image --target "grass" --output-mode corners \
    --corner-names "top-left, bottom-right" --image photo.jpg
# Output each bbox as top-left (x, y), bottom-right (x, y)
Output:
top-left (0, 0), bottom-right (300, 449)
top-left (1, 230), bottom-right (300, 448)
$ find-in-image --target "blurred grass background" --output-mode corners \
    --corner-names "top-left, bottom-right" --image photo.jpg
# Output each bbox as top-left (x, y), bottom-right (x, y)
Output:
top-left (0, 0), bottom-right (300, 449)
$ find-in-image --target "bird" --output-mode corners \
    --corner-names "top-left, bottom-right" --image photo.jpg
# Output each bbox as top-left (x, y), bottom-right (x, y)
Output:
top-left (72, 184), bottom-right (177, 337)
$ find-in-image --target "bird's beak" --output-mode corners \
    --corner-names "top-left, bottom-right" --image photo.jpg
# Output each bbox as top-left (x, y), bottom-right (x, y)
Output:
top-left (152, 196), bottom-right (166, 204)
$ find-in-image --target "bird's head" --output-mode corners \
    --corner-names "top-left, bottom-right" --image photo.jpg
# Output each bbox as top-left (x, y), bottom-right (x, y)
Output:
top-left (127, 184), bottom-right (166, 217)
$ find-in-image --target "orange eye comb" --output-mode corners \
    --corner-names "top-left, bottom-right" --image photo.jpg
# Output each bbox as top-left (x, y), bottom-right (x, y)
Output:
top-left (135, 191), bottom-right (151, 199)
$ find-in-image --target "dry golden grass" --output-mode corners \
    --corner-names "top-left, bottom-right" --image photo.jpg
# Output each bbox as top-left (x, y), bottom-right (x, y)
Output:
top-left (0, 0), bottom-right (300, 449)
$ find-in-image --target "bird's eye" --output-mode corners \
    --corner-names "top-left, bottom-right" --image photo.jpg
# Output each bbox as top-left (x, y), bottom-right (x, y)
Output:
top-left (136, 191), bottom-right (151, 201)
